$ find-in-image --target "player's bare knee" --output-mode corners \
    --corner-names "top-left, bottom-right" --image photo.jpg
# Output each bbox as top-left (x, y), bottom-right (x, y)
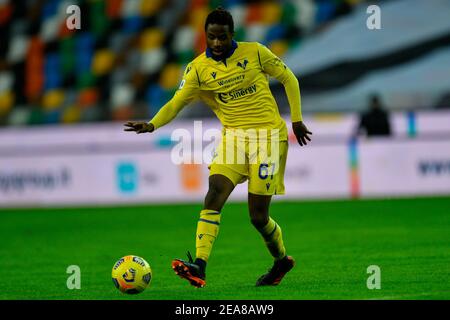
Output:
top-left (248, 193), bottom-right (271, 224)
top-left (249, 201), bottom-right (269, 223)
top-left (204, 183), bottom-right (228, 211)
top-left (205, 184), bottom-right (224, 201)
top-left (250, 216), bottom-right (269, 229)
top-left (204, 167), bottom-right (235, 211)
top-left (208, 175), bottom-right (232, 192)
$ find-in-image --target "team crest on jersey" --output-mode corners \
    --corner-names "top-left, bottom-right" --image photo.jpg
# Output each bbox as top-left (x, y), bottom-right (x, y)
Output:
top-left (211, 72), bottom-right (217, 79)
top-left (237, 59), bottom-right (248, 70)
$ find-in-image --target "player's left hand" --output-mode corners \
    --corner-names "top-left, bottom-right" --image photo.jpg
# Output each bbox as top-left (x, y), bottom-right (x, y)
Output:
top-left (292, 121), bottom-right (312, 146)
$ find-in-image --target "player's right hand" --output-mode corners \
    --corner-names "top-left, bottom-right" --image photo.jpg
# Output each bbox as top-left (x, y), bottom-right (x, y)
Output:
top-left (123, 121), bottom-right (154, 134)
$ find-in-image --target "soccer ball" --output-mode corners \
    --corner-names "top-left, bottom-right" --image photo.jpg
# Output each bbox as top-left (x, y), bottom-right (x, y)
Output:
top-left (111, 255), bottom-right (152, 294)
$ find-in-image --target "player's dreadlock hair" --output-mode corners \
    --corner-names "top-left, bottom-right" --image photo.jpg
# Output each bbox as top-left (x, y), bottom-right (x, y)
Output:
top-left (204, 7), bottom-right (234, 33)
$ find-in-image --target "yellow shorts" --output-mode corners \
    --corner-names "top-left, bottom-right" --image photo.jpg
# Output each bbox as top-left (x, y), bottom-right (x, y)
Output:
top-left (208, 135), bottom-right (288, 196)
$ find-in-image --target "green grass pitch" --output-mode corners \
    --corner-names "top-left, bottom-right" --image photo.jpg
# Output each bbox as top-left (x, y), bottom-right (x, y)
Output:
top-left (1, 196), bottom-right (449, 300)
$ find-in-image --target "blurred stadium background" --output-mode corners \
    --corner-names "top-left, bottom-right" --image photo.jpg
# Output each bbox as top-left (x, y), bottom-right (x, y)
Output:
top-left (0, 0), bottom-right (449, 299)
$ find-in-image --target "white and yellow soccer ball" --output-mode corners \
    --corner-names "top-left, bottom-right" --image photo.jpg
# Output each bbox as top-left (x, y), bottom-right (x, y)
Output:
top-left (111, 255), bottom-right (152, 294)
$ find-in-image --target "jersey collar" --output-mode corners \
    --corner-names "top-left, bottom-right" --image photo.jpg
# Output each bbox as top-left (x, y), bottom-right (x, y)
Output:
top-left (206, 40), bottom-right (238, 64)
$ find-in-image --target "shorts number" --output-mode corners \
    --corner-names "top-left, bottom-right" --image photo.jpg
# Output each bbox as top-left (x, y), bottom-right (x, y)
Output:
top-left (259, 163), bottom-right (275, 180)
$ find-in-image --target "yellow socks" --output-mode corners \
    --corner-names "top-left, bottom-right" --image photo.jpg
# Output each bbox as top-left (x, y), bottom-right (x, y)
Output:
top-left (196, 209), bottom-right (221, 262)
top-left (256, 217), bottom-right (286, 260)
top-left (195, 211), bottom-right (285, 263)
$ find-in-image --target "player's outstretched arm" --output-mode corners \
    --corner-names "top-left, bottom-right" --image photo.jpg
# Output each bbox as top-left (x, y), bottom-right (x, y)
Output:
top-left (124, 121), bottom-right (154, 134)
top-left (292, 121), bottom-right (312, 146)
top-left (123, 63), bottom-right (199, 135)
top-left (122, 97), bottom-right (184, 135)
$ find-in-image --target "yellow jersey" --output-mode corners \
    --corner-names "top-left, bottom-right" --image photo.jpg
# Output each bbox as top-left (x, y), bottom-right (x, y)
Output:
top-left (149, 41), bottom-right (302, 141)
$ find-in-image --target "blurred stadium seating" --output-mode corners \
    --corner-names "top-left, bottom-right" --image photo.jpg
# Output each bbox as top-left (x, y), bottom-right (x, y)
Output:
top-left (0, 0), bottom-right (366, 126)
top-left (282, 0), bottom-right (450, 112)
